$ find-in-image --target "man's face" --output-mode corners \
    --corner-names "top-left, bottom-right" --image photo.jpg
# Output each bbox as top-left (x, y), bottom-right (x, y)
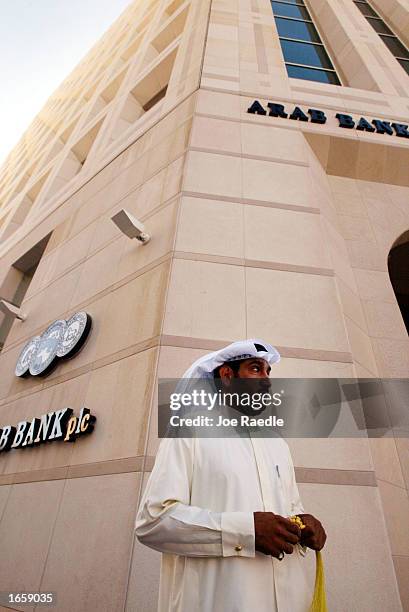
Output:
top-left (219, 357), bottom-right (272, 414)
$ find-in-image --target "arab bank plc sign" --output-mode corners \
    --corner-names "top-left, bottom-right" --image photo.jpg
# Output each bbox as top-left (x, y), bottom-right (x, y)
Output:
top-left (0, 407), bottom-right (96, 454)
top-left (0, 311), bottom-right (97, 455)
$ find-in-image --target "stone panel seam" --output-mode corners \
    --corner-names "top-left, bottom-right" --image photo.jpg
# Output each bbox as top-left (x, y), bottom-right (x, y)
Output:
top-left (202, 72), bottom-right (240, 82)
top-left (181, 190), bottom-right (320, 214)
top-left (173, 250), bottom-right (335, 276)
top-left (0, 463), bottom-right (376, 487)
top-left (188, 146), bottom-right (309, 167)
top-left (160, 334), bottom-right (353, 363)
top-left (0, 457), bottom-right (145, 486)
top-left (377, 476), bottom-right (409, 492)
top-left (295, 467), bottom-right (377, 486)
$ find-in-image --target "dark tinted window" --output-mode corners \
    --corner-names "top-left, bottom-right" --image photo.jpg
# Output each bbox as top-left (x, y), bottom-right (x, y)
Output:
top-left (398, 58), bottom-right (409, 75)
top-left (275, 17), bottom-right (321, 42)
top-left (381, 35), bottom-right (409, 58)
top-left (271, 2), bottom-right (310, 19)
top-left (271, 0), bottom-right (341, 85)
top-left (353, 1), bottom-right (409, 71)
top-left (366, 17), bottom-right (393, 35)
top-left (354, 2), bottom-right (378, 17)
top-left (281, 39), bottom-right (334, 69)
top-left (286, 64), bottom-right (340, 84)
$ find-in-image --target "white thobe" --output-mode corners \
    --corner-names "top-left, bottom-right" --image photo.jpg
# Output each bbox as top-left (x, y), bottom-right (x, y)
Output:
top-left (135, 424), bottom-right (312, 612)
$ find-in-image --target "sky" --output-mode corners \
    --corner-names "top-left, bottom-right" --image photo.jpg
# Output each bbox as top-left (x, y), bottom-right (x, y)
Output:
top-left (0, 0), bottom-right (132, 165)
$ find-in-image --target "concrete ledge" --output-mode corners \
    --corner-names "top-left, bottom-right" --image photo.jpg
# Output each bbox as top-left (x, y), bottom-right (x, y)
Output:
top-left (0, 458), bottom-right (376, 487)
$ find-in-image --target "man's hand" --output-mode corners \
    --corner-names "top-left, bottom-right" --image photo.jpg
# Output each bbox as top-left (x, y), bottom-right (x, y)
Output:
top-left (254, 512), bottom-right (301, 559)
top-left (298, 514), bottom-right (327, 551)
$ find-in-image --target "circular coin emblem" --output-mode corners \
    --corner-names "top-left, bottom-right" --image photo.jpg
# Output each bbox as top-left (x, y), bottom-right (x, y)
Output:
top-left (57, 311), bottom-right (92, 358)
top-left (15, 336), bottom-right (41, 377)
top-left (29, 319), bottom-right (67, 376)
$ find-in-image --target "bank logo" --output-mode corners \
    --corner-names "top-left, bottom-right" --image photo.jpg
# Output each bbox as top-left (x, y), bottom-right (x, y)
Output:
top-left (15, 311), bottom-right (92, 378)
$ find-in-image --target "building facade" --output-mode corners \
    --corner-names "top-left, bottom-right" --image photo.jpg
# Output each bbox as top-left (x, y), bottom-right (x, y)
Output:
top-left (0, 0), bottom-right (408, 610)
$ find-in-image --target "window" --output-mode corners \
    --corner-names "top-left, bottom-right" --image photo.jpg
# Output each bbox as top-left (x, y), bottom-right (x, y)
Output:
top-left (0, 234), bottom-right (51, 352)
top-left (353, 1), bottom-right (409, 75)
top-left (271, 0), bottom-right (341, 85)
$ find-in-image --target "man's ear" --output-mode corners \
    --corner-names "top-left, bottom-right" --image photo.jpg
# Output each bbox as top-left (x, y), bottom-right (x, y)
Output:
top-left (218, 364), bottom-right (234, 386)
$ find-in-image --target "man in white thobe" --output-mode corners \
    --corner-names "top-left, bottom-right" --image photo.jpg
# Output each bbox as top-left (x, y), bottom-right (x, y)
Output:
top-left (135, 339), bottom-right (326, 612)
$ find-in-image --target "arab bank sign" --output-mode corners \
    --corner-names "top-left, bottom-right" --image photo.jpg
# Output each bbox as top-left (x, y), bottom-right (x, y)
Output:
top-left (247, 100), bottom-right (409, 138)
top-left (0, 407), bottom-right (96, 454)
top-left (0, 312), bottom-right (96, 455)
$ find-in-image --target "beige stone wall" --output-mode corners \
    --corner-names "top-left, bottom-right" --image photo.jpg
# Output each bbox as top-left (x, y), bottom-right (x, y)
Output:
top-left (170, 1), bottom-right (407, 608)
top-left (0, 0), bottom-right (205, 607)
top-left (0, 97), bottom-right (190, 610)
top-left (0, 0), bottom-right (409, 610)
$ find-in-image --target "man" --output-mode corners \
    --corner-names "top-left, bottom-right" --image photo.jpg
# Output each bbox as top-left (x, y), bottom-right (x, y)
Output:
top-left (135, 339), bottom-right (326, 611)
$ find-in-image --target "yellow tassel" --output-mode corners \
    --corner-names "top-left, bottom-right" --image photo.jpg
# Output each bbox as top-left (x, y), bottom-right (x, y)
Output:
top-left (290, 516), bottom-right (328, 612)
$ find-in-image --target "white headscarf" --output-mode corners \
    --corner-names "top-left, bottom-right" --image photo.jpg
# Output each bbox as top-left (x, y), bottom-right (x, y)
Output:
top-left (174, 339), bottom-right (280, 395)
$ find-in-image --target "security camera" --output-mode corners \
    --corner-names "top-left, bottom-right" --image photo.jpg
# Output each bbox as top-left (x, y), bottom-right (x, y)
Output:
top-left (111, 209), bottom-right (151, 244)
top-left (0, 299), bottom-right (27, 321)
